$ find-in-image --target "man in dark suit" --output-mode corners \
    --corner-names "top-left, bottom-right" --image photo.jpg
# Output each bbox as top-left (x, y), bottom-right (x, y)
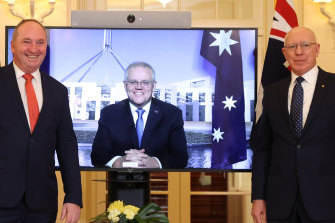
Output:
top-left (251, 27), bottom-right (335, 223)
top-left (0, 20), bottom-right (82, 223)
top-left (91, 62), bottom-right (188, 169)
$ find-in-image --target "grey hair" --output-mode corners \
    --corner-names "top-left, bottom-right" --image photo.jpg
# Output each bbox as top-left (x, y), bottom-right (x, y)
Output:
top-left (124, 62), bottom-right (156, 81)
top-left (12, 19), bottom-right (47, 42)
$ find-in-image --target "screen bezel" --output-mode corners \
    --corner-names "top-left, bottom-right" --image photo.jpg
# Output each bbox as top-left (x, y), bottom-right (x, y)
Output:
top-left (5, 26), bottom-right (258, 172)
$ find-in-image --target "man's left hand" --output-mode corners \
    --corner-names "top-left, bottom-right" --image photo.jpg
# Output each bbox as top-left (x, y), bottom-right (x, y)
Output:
top-left (125, 149), bottom-right (160, 168)
top-left (138, 156), bottom-right (160, 168)
top-left (136, 149), bottom-right (160, 168)
top-left (60, 203), bottom-right (81, 223)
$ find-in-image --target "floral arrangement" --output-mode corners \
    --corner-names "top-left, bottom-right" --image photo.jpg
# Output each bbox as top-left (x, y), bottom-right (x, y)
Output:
top-left (90, 200), bottom-right (169, 223)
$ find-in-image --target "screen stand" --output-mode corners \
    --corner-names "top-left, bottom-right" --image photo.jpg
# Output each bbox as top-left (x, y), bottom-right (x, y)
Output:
top-left (107, 170), bottom-right (150, 208)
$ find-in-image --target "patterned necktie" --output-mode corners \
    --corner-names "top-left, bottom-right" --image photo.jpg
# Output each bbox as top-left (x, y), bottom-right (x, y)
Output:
top-left (290, 76), bottom-right (304, 138)
top-left (136, 109), bottom-right (145, 147)
top-left (23, 74), bottom-right (39, 132)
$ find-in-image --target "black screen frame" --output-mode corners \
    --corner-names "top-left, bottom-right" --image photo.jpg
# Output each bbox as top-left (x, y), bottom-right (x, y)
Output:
top-left (5, 26), bottom-right (258, 172)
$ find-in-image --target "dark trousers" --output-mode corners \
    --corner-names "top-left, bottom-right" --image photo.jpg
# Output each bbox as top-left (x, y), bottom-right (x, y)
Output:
top-left (0, 199), bottom-right (57, 223)
top-left (268, 191), bottom-right (335, 223)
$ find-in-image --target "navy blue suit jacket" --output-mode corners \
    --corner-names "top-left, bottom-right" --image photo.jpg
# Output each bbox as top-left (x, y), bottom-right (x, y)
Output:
top-left (91, 98), bottom-right (188, 169)
top-left (251, 68), bottom-right (335, 221)
top-left (0, 63), bottom-right (82, 212)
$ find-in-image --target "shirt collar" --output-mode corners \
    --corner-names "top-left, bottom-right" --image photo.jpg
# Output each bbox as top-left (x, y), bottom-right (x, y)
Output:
top-left (129, 100), bottom-right (152, 114)
top-left (13, 62), bottom-right (41, 81)
top-left (291, 65), bottom-right (318, 85)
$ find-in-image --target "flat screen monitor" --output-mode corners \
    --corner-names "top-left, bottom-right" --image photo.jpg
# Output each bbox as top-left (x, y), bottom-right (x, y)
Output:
top-left (5, 26), bottom-right (257, 171)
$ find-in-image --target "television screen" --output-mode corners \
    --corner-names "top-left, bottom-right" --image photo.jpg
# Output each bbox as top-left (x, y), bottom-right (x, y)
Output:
top-left (5, 26), bottom-right (257, 171)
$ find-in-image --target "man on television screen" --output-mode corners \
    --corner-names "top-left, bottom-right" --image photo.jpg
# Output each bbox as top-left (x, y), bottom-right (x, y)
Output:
top-left (251, 27), bottom-right (335, 222)
top-left (0, 19), bottom-right (82, 223)
top-left (91, 61), bottom-right (188, 169)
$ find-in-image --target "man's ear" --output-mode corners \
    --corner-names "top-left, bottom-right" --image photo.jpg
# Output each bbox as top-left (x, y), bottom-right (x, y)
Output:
top-left (281, 47), bottom-right (288, 60)
top-left (315, 43), bottom-right (320, 57)
top-left (123, 81), bottom-right (127, 90)
top-left (11, 41), bottom-right (15, 55)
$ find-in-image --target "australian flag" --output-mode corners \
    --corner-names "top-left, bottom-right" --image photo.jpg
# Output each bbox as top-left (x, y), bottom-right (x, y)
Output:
top-left (201, 30), bottom-right (246, 168)
top-left (250, 0), bottom-right (298, 148)
top-left (262, 0), bottom-right (298, 87)
top-left (254, 0), bottom-right (298, 122)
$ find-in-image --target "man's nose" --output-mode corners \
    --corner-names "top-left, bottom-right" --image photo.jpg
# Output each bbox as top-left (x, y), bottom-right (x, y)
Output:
top-left (135, 82), bottom-right (144, 88)
top-left (29, 43), bottom-right (38, 52)
top-left (135, 84), bottom-right (143, 89)
top-left (295, 44), bottom-right (303, 54)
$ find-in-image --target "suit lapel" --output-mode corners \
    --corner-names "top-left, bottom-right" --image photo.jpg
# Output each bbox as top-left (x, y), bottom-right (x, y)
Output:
top-left (278, 77), bottom-right (296, 137)
top-left (122, 100), bottom-right (139, 148)
top-left (1, 63), bottom-right (30, 132)
top-left (302, 69), bottom-right (328, 134)
top-left (141, 99), bottom-right (162, 149)
top-left (33, 72), bottom-right (50, 135)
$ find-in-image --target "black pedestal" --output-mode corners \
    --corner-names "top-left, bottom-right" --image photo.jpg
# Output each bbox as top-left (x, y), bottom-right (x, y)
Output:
top-left (107, 171), bottom-right (150, 208)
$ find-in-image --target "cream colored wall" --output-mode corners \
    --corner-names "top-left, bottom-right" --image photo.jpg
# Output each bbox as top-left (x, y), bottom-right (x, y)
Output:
top-left (303, 0), bottom-right (335, 72)
top-left (1, 0), bottom-right (335, 222)
top-left (0, 5), bottom-right (17, 65)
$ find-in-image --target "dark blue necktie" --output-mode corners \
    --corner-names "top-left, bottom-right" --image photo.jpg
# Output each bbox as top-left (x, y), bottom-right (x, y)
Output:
top-left (136, 109), bottom-right (145, 147)
top-left (290, 77), bottom-right (304, 138)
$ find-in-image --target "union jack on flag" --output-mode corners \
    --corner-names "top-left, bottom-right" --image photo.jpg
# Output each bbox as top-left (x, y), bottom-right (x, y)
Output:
top-left (254, 0), bottom-right (298, 123)
top-left (251, 0), bottom-right (298, 148)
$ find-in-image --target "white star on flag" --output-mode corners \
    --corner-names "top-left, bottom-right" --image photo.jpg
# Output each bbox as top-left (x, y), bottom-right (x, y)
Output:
top-left (209, 30), bottom-right (238, 56)
top-left (222, 96), bottom-right (237, 111)
top-left (212, 127), bottom-right (224, 143)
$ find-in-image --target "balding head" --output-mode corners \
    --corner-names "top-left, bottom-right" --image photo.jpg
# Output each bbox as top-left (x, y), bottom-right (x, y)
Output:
top-left (284, 27), bottom-right (317, 46)
top-left (282, 26), bottom-right (320, 76)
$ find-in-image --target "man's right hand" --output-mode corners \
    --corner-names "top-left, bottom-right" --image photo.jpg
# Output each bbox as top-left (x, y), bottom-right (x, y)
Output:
top-left (112, 149), bottom-right (146, 168)
top-left (124, 149), bottom-right (147, 163)
top-left (112, 149), bottom-right (159, 168)
top-left (251, 199), bottom-right (267, 223)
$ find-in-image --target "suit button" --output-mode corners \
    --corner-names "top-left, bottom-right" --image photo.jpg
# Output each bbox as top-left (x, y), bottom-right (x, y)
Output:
top-left (30, 139), bottom-right (35, 143)
top-left (297, 144), bottom-right (301, 149)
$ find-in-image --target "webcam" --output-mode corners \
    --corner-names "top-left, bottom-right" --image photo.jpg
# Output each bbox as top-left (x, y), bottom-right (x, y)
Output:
top-left (71, 11), bottom-right (192, 28)
top-left (127, 14), bottom-right (135, 23)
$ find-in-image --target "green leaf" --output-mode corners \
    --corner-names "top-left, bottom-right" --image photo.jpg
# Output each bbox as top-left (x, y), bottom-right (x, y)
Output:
top-left (119, 215), bottom-right (128, 223)
top-left (134, 203), bottom-right (169, 223)
top-left (89, 212), bottom-right (110, 223)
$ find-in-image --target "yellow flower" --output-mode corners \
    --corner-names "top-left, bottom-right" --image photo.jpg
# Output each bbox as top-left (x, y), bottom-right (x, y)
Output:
top-left (108, 209), bottom-right (121, 220)
top-left (109, 213), bottom-right (120, 223)
top-left (107, 200), bottom-right (125, 213)
top-left (90, 201), bottom-right (168, 223)
top-left (123, 205), bottom-right (140, 219)
top-left (107, 200), bottom-right (125, 222)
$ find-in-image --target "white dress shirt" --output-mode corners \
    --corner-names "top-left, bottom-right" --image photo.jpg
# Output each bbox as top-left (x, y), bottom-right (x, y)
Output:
top-left (129, 101), bottom-right (151, 128)
top-left (13, 62), bottom-right (43, 129)
top-left (288, 65), bottom-right (318, 127)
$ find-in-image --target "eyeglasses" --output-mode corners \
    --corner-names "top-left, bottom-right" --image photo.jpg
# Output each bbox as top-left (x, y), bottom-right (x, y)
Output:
top-left (284, 42), bottom-right (317, 51)
top-left (126, 80), bottom-right (154, 87)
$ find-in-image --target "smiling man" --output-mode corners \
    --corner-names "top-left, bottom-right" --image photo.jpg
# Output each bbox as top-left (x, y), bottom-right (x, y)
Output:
top-left (91, 62), bottom-right (188, 169)
top-left (251, 27), bottom-right (335, 223)
top-left (0, 19), bottom-right (82, 223)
